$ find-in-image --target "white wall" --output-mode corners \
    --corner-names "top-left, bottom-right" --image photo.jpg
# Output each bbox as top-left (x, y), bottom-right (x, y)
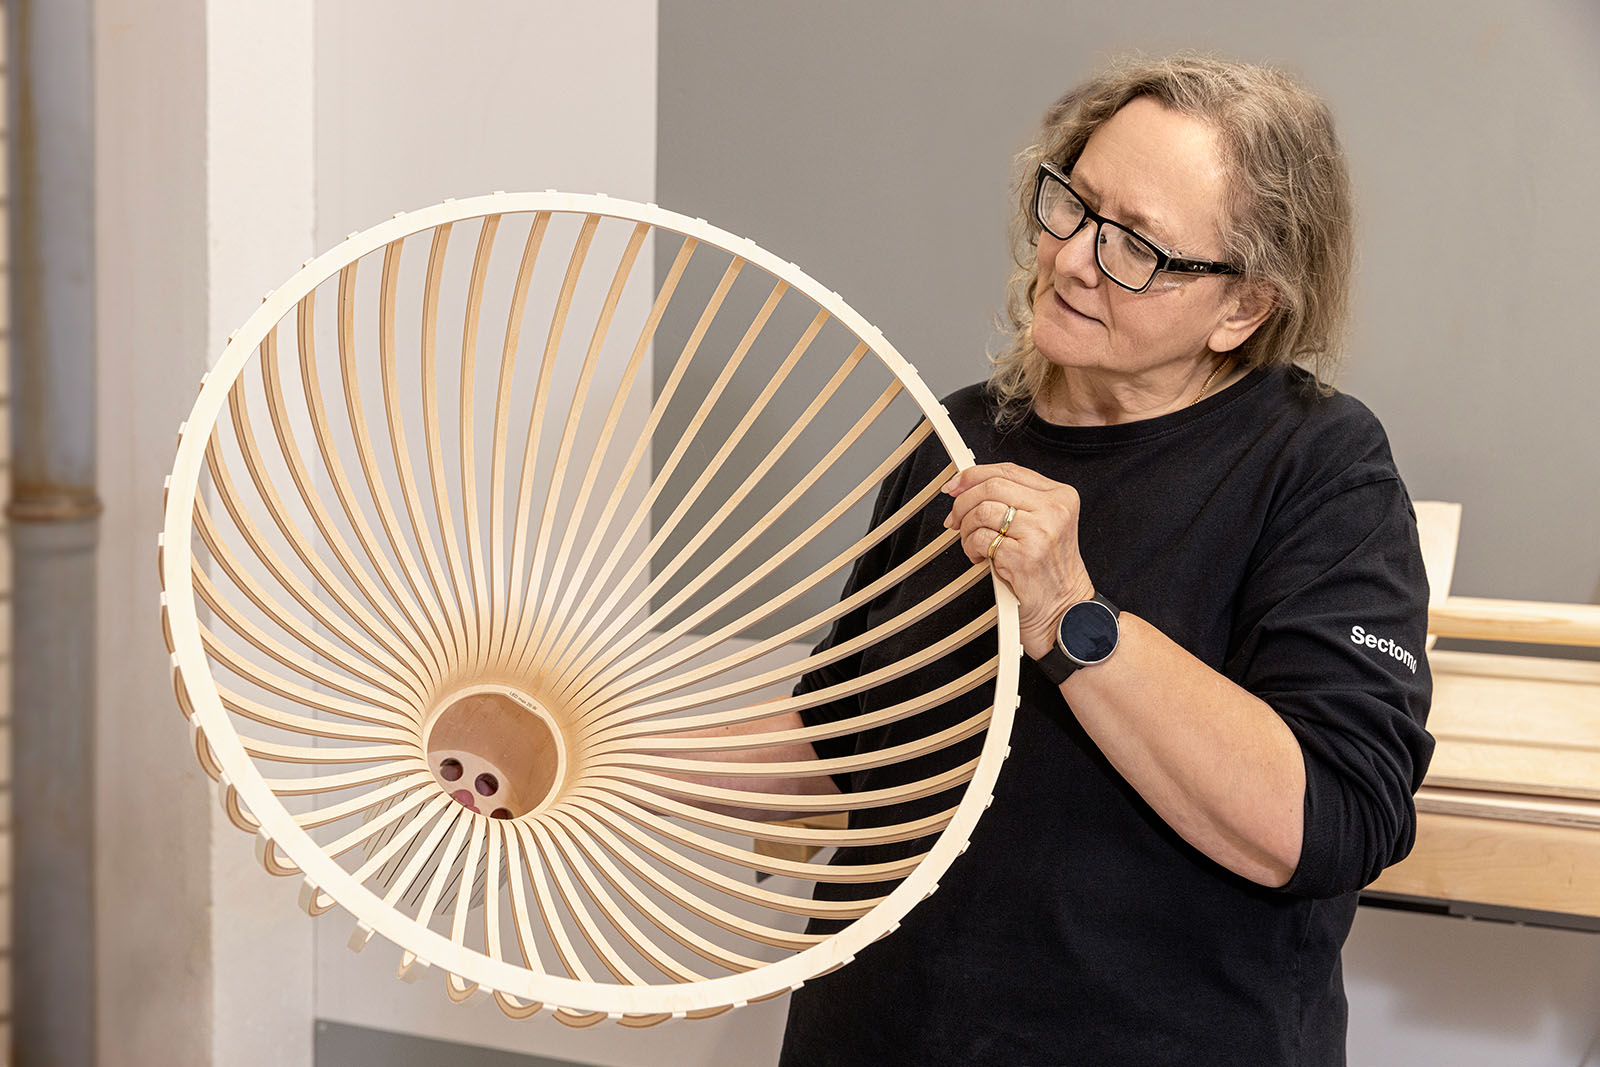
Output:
top-left (314, 2), bottom-right (658, 245)
top-left (94, 2), bottom-right (215, 1063)
top-left (204, 5), bottom-right (318, 1066)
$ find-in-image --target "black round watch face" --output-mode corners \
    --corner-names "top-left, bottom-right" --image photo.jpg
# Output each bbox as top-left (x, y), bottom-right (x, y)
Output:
top-left (1059, 598), bottom-right (1119, 665)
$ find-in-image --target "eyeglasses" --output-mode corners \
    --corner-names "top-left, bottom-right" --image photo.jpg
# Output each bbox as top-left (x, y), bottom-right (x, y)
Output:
top-left (1034, 161), bottom-right (1241, 293)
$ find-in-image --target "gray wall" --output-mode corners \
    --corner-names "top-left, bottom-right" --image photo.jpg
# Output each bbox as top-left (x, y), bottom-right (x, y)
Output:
top-left (658, 0), bottom-right (1600, 605)
top-left (657, 3), bottom-right (1600, 1065)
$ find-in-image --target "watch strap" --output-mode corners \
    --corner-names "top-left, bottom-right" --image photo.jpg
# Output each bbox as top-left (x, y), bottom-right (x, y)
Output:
top-left (1034, 644), bottom-right (1078, 686)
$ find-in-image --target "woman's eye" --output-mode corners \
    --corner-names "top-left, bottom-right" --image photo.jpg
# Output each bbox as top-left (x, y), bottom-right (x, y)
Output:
top-left (1113, 230), bottom-right (1158, 265)
top-left (1047, 200), bottom-right (1080, 228)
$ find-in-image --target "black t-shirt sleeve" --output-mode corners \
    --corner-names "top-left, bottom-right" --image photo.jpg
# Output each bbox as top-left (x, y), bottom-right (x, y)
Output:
top-left (1226, 473), bottom-right (1436, 899)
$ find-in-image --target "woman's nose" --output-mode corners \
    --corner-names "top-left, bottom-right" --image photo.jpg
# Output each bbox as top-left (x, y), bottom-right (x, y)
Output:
top-left (1052, 221), bottom-right (1101, 284)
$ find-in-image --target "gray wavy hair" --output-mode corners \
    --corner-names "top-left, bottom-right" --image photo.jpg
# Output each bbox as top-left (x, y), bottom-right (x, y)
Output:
top-left (990, 52), bottom-right (1354, 426)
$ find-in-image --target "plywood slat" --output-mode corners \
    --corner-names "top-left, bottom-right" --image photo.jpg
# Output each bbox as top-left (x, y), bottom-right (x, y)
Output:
top-left (1414, 785), bottom-right (1600, 830)
top-left (1370, 811), bottom-right (1600, 920)
top-left (1422, 649), bottom-right (1600, 799)
top-left (1431, 596), bottom-right (1600, 647)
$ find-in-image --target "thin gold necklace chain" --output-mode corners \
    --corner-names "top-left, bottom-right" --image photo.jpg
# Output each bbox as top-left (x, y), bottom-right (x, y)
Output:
top-left (1190, 356), bottom-right (1236, 407)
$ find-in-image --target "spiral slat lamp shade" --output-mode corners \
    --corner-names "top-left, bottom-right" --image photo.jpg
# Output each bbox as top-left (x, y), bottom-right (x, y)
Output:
top-left (159, 193), bottom-right (1021, 1024)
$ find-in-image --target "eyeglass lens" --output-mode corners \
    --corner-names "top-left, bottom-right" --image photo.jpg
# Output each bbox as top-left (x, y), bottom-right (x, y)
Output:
top-left (1037, 174), bottom-right (1161, 291)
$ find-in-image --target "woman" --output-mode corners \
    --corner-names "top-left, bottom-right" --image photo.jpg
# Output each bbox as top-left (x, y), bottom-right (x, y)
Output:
top-left (771, 54), bottom-right (1434, 1065)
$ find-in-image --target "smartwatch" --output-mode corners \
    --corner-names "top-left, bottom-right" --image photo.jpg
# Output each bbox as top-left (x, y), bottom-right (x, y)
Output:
top-left (1033, 593), bottom-right (1120, 685)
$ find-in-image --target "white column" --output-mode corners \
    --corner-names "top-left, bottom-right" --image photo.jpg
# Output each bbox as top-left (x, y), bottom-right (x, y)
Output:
top-left (93, 0), bottom-right (214, 1063)
top-left (204, 4), bottom-right (317, 1066)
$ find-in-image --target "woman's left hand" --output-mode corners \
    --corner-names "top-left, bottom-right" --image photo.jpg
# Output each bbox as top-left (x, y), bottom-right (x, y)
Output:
top-left (946, 462), bottom-right (1307, 887)
top-left (943, 462), bottom-right (1096, 659)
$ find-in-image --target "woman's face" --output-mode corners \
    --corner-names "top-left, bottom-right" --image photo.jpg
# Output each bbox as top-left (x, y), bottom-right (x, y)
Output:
top-left (1031, 96), bottom-right (1258, 382)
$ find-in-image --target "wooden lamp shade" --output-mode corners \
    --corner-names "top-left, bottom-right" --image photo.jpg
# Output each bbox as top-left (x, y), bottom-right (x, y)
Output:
top-left (158, 193), bottom-right (1021, 1025)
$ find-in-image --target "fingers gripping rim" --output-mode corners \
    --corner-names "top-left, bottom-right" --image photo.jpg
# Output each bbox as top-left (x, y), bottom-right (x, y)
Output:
top-left (160, 190), bottom-right (1022, 1020)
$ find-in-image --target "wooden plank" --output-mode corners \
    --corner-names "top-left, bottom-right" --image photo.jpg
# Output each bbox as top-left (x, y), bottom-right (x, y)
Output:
top-left (520, 235), bottom-right (696, 668)
top-left (1414, 500), bottom-right (1461, 652)
top-left (529, 260), bottom-right (754, 681)
top-left (1370, 811), bottom-right (1600, 920)
top-left (538, 306), bottom-right (833, 687)
top-left (511, 219), bottom-right (647, 672)
top-left (590, 657), bottom-right (994, 758)
top-left (1416, 786), bottom-right (1600, 830)
top-left (543, 809), bottom-right (765, 972)
top-left (454, 215), bottom-right (501, 676)
top-left (484, 212), bottom-right (552, 670)
top-left (417, 223), bottom-right (476, 669)
top-left (590, 707), bottom-right (990, 780)
top-left (565, 792), bottom-right (926, 885)
top-left (563, 348), bottom-right (895, 700)
top-left (337, 253), bottom-right (456, 676)
top-left (557, 802), bottom-right (831, 949)
top-left (444, 814), bottom-right (487, 1002)
top-left (501, 215), bottom-right (604, 664)
top-left (587, 599), bottom-right (995, 739)
top-left (562, 385), bottom-right (917, 715)
top-left (211, 389), bottom-right (429, 711)
top-left (1431, 595), bottom-right (1600, 647)
top-left (377, 237), bottom-right (466, 672)
top-left (329, 261), bottom-right (450, 686)
top-left (1423, 649), bottom-right (1600, 800)
top-left (288, 297), bottom-right (446, 692)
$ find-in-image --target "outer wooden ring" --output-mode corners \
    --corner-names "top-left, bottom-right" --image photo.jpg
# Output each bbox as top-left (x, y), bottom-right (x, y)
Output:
top-left (159, 191), bottom-right (1021, 1020)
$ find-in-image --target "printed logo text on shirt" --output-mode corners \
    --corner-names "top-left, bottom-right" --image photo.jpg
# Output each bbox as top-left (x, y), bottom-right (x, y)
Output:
top-left (1349, 624), bottom-right (1417, 674)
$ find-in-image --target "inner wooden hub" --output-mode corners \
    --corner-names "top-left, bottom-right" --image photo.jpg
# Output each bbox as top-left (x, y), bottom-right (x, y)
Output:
top-left (426, 689), bottom-right (564, 819)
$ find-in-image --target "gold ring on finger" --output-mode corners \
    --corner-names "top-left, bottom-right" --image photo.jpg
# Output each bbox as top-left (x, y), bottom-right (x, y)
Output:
top-left (986, 530), bottom-right (1006, 562)
top-left (997, 505), bottom-right (1016, 538)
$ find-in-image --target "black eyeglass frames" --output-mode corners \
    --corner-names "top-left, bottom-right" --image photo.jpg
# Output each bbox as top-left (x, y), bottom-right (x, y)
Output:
top-left (1034, 161), bottom-right (1240, 293)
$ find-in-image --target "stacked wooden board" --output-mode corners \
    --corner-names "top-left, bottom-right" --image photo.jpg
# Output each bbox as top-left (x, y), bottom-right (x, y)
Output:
top-left (1368, 595), bottom-right (1600, 924)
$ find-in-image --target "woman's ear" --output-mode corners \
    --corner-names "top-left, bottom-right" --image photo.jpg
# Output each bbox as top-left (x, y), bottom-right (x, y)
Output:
top-left (1208, 280), bottom-right (1275, 353)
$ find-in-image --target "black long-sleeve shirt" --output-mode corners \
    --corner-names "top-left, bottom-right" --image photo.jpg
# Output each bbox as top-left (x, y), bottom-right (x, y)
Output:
top-left (780, 368), bottom-right (1434, 1067)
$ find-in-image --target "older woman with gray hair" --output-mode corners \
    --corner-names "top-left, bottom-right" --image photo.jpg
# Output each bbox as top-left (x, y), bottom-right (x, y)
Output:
top-left (771, 53), bottom-right (1434, 1065)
